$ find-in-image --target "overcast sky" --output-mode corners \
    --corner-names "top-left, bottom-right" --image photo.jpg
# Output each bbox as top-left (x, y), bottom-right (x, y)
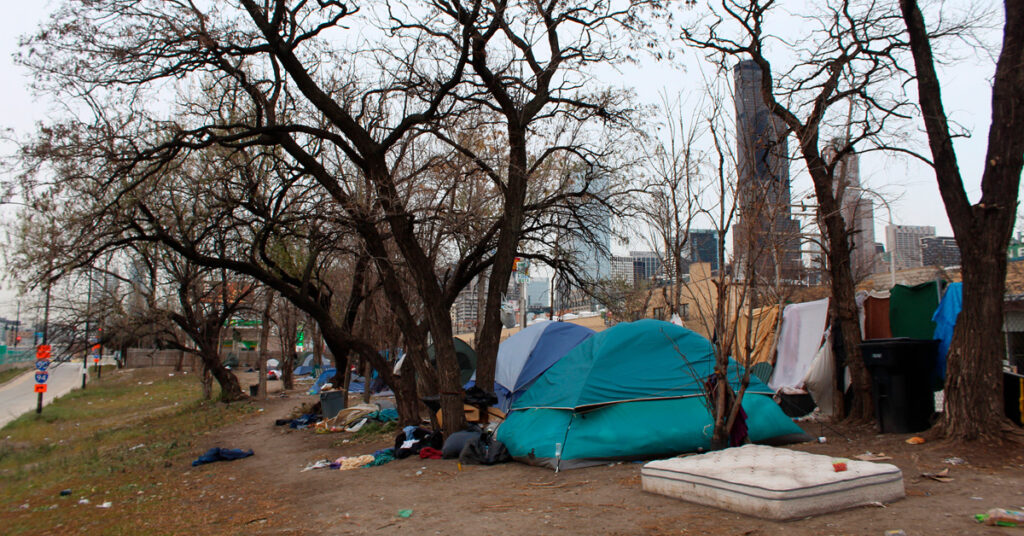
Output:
top-left (0, 1), bottom-right (1016, 316)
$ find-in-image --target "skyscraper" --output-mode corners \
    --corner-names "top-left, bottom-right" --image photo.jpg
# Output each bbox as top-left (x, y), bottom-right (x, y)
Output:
top-left (824, 141), bottom-right (878, 278)
top-left (732, 60), bottom-right (802, 281)
top-left (683, 229), bottom-right (721, 272)
top-left (885, 224), bottom-right (936, 270)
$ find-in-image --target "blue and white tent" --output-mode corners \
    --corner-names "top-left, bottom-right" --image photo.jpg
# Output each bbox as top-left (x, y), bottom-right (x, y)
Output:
top-left (478, 321), bottom-right (595, 412)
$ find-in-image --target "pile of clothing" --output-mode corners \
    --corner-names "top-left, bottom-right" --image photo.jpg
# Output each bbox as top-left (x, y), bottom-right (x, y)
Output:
top-left (394, 426), bottom-right (443, 459)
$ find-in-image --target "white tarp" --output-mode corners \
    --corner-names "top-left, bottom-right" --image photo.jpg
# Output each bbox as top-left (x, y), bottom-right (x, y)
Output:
top-left (802, 331), bottom-right (835, 416)
top-left (769, 298), bottom-right (829, 392)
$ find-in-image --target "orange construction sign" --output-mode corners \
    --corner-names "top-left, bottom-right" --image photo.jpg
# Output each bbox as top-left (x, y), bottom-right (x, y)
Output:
top-left (36, 345), bottom-right (51, 360)
top-left (34, 384), bottom-right (47, 393)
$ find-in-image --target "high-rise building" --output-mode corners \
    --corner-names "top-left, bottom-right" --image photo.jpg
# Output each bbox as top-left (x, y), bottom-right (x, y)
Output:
top-left (610, 256), bottom-right (635, 285)
top-left (554, 173), bottom-right (612, 311)
top-left (630, 250), bottom-right (662, 284)
top-left (921, 236), bottom-right (961, 267)
top-left (683, 229), bottom-right (721, 272)
top-left (885, 224), bottom-right (936, 270)
top-left (732, 60), bottom-right (802, 281)
top-left (824, 141), bottom-right (877, 278)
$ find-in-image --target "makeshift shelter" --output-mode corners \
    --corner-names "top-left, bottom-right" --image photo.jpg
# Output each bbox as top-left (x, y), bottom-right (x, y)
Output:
top-left (769, 298), bottom-right (829, 392)
top-left (427, 338), bottom-right (477, 386)
top-left (858, 290), bottom-right (893, 340)
top-left (472, 320), bottom-right (595, 411)
top-left (890, 281), bottom-right (942, 339)
top-left (495, 319), bottom-right (807, 470)
top-left (732, 305), bottom-right (780, 366)
top-left (294, 353), bottom-right (331, 376)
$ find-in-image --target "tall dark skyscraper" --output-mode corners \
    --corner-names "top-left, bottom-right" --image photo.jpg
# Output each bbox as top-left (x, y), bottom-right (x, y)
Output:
top-left (732, 60), bottom-right (802, 281)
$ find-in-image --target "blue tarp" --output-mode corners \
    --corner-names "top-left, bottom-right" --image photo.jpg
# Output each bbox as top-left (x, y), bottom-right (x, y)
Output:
top-left (468, 321), bottom-right (595, 411)
top-left (932, 282), bottom-right (962, 383)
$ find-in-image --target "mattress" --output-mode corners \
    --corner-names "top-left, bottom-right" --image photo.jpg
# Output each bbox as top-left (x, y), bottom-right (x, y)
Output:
top-left (641, 444), bottom-right (904, 520)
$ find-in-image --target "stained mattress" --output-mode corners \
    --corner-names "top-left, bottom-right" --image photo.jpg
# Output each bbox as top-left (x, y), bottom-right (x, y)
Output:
top-left (642, 444), bottom-right (904, 520)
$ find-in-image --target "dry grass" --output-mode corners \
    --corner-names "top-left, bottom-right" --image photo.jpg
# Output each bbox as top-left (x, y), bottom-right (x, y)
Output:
top-left (0, 367), bottom-right (256, 535)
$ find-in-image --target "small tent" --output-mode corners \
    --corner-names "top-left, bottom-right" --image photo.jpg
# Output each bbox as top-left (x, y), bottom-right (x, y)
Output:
top-left (427, 337), bottom-right (478, 386)
top-left (474, 320), bottom-right (595, 411)
top-left (496, 319), bottom-right (808, 470)
top-left (294, 352), bottom-right (331, 376)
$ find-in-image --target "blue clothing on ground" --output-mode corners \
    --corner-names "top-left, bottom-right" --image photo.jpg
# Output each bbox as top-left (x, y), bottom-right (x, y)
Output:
top-left (191, 447), bottom-right (254, 467)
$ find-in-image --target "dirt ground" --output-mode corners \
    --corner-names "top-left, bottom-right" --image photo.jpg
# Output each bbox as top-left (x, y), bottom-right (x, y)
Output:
top-left (163, 376), bottom-right (1024, 536)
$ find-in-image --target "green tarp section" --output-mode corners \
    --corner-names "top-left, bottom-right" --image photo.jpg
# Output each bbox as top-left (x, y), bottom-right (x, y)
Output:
top-left (890, 281), bottom-right (942, 339)
top-left (496, 319), bottom-right (807, 470)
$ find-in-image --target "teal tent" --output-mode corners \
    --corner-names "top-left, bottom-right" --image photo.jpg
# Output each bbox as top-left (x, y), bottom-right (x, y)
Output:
top-left (427, 337), bottom-right (477, 386)
top-left (495, 319), bottom-right (808, 470)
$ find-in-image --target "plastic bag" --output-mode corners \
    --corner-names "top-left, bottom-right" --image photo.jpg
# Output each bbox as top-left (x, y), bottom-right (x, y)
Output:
top-left (976, 508), bottom-right (1024, 527)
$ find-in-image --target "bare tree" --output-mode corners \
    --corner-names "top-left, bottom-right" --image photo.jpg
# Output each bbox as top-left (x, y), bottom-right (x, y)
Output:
top-left (683, 0), bottom-right (922, 421)
top-left (900, 0), bottom-right (1024, 439)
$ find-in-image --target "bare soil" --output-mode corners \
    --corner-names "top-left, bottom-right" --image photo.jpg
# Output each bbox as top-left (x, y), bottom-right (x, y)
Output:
top-left (165, 378), bottom-right (1024, 536)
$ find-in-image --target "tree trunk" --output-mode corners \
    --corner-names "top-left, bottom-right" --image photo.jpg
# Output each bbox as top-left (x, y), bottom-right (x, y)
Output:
top-left (197, 344), bottom-right (245, 402)
top-left (200, 363), bottom-right (213, 400)
top-left (936, 240), bottom-right (1010, 438)
top-left (394, 370), bottom-right (421, 427)
top-left (900, 0), bottom-right (1024, 439)
top-left (257, 293), bottom-right (274, 400)
top-left (474, 125), bottom-right (530, 419)
top-left (810, 163), bottom-right (872, 421)
top-left (362, 359), bottom-right (372, 404)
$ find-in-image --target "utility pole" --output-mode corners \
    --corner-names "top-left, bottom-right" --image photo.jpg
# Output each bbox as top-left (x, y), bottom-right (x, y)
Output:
top-left (83, 268), bottom-right (92, 389)
top-left (37, 282), bottom-right (51, 414)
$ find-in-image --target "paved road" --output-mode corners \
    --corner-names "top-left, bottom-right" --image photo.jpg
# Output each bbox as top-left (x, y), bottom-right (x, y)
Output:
top-left (0, 362), bottom-right (87, 429)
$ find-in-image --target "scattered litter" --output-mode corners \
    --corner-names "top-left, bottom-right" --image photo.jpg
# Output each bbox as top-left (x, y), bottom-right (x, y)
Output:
top-left (854, 452), bottom-right (892, 461)
top-left (301, 459), bottom-right (332, 472)
top-left (415, 470), bottom-right (423, 476)
top-left (921, 468), bottom-right (953, 482)
top-left (397, 509), bottom-right (413, 518)
top-left (884, 530), bottom-right (907, 535)
top-left (905, 437), bottom-right (926, 445)
top-left (832, 458), bottom-right (849, 472)
top-left (19, 503), bottom-right (28, 509)
top-left (817, 436), bottom-right (827, 443)
top-left (59, 489), bottom-right (72, 496)
top-left (78, 499), bottom-right (90, 505)
top-left (97, 502), bottom-right (112, 509)
top-left (976, 508), bottom-right (1024, 527)
top-left (129, 444), bottom-right (145, 451)
top-left (943, 457), bottom-right (966, 465)
top-left (168, 373), bottom-right (174, 377)
top-left (971, 496), bottom-right (985, 500)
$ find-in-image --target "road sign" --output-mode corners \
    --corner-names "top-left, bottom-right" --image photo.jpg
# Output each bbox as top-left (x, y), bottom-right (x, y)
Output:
top-left (34, 359), bottom-right (51, 372)
top-left (34, 383), bottom-right (47, 393)
top-left (35, 372), bottom-right (49, 383)
top-left (36, 345), bottom-right (51, 360)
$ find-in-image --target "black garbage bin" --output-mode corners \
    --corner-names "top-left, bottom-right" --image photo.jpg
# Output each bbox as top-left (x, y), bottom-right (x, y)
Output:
top-left (860, 338), bottom-right (939, 433)
top-left (1004, 372), bottom-right (1024, 426)
top-left (320, 390), bottom-right (347, 420)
